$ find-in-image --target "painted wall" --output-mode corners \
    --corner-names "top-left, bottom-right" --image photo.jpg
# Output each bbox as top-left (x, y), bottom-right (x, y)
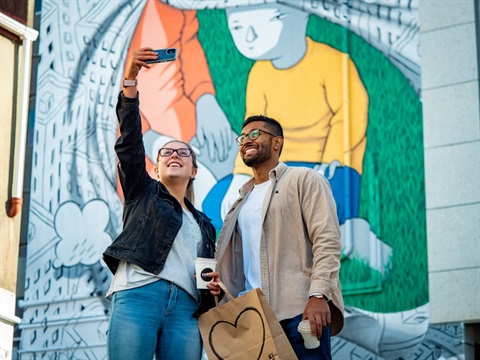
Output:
top-left (18, 0), bottom-right (465, 358)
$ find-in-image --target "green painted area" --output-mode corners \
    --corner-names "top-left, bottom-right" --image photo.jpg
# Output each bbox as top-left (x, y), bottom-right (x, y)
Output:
top-left (198, 11), bottom-right (427, 313)
top-left (197, 9), bottom-right (253, 134)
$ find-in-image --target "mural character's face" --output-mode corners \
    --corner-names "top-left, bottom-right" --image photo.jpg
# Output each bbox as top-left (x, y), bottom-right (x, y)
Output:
top-left (155, 141), bottom-right (197, 183)
top-left (240, 121), bottom-right (278, 167)
top-left (226, 4), bottom-right (308, 61)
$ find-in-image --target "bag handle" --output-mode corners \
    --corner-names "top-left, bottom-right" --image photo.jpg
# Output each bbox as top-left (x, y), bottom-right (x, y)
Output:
top-left (214, 281), bottom-right (235, 305)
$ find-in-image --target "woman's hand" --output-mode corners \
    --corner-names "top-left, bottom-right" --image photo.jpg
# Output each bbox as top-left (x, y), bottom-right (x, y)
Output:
top-left (206, 271), bottom-right (222, 296)
top-left (124, 47), bottom-right (158, 80)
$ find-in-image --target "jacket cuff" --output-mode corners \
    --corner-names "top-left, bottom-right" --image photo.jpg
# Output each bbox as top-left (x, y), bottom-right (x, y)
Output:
top-left (309, 278), bottom-right (338, 302)
top-left (119, 90), bottom-right (140, 105)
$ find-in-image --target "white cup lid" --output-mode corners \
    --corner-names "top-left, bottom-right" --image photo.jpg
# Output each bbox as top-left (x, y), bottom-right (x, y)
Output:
top-left (297, 320), bottom-right (311, 331)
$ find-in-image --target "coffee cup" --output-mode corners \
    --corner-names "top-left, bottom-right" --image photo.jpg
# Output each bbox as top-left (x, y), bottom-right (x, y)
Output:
top-left (194, 257), bottom-right (217, 289)
top-left (297, 320), bottom-right (320, 349)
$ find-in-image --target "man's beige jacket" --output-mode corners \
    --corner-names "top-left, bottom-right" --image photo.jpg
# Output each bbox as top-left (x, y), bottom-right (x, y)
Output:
top-left (216, 162), bottom-right (345, 335)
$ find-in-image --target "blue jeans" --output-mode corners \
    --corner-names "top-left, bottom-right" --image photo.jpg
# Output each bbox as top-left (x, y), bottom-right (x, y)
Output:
top-left (108, 280), bottom-right (202, 360)
top-left (280, 314), bottom-right (332, 360)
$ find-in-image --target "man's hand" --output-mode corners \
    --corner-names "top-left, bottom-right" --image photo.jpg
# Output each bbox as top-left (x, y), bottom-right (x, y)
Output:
top-left (302, 297), bottom-right (331, 338)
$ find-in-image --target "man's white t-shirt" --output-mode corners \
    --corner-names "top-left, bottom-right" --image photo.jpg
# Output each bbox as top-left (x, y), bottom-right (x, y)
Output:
top-left (237, 179), bottom-right (271, 294)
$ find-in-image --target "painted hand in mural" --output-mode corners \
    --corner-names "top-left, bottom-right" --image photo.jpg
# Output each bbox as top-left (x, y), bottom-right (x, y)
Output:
top-left (195, 93), bottom-right (235, 162)
top-left (313, 160), bottom-right (341, 180)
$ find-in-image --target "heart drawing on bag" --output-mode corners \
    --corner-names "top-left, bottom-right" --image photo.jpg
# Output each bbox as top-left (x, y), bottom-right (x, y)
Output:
top-left (209, 307), bottom-right (266, 360)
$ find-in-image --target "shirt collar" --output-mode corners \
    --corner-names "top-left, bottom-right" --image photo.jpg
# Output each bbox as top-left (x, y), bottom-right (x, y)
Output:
top-left (239, 162), bottom-right (287, 196)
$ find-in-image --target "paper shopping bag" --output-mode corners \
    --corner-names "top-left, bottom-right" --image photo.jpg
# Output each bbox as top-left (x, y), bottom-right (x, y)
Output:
top-left (198, 283), bottom-right (297, 360)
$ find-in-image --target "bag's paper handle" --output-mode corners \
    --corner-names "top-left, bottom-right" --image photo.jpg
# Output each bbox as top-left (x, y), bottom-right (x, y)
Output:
top-left (215, 281), bottom-right (234, 303)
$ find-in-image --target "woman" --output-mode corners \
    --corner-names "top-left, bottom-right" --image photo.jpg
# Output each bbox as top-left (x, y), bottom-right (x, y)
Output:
top-left (103, 48), bottom-right (220, 360)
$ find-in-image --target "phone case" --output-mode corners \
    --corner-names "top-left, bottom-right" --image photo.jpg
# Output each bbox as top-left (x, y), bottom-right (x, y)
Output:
top-left (145, 48), bottom-right (177, 64)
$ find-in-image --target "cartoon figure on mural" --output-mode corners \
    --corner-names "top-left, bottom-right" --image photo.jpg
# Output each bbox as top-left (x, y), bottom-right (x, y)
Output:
top-left (201, 3), bottom-right (393, 281)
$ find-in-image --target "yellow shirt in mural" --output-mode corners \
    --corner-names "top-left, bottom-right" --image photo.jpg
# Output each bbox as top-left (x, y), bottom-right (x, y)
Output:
top-left (234, 37), bottom-right (369, 175)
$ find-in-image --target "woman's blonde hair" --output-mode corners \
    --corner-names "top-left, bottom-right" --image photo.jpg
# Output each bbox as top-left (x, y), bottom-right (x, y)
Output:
top-left (156, 140), bottom-right (198, 204)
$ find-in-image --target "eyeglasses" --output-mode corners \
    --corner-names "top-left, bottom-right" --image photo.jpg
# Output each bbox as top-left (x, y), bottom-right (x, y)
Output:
top-left (158, 148), bottom-right (193, 157)
top-left (235, 128), bottom-right (280, 146)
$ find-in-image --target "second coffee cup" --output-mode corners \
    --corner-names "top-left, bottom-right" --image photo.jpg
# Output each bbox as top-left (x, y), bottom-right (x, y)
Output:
top-left (297, 320), bottom-right (320, 349)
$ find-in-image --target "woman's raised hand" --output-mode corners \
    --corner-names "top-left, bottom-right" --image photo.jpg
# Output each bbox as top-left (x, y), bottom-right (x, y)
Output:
top-left (124, 47), bottom-right (158, 80)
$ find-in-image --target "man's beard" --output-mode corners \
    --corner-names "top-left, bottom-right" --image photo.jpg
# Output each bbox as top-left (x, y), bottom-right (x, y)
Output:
top-left (242, 146), bottom-right (271, 167)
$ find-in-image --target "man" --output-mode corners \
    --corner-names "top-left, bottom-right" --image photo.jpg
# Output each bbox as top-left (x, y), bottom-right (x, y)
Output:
top-left (215, 115), bottom-right (344, 359)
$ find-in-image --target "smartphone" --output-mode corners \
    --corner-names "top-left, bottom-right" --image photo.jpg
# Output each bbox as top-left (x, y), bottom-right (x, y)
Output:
top-left (145, 48), bottom-right (177, 64)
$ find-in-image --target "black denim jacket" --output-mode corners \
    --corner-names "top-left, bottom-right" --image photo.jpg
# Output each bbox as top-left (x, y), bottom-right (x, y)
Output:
top-left (103, 92), bottom-right (217, 316)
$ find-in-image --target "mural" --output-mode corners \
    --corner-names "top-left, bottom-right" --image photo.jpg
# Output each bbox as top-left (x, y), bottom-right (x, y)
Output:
top-left (19, 0), bottom-right (464, 359)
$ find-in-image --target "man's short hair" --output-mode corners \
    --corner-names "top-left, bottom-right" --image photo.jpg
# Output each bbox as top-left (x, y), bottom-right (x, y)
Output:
top-left (243, 115), bottom-right (283, 138)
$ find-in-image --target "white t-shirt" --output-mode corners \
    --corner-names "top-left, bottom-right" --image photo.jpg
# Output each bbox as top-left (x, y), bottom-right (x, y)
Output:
top-left (238, 179), bottom-right (271, 294)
